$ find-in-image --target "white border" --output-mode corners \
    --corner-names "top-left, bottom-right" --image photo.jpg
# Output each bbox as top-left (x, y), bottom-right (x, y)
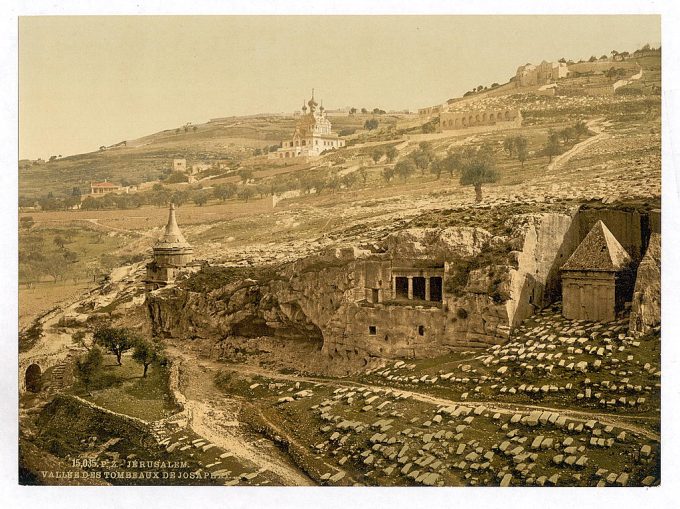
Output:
top-left (2, 2), bottom-right (679, 508)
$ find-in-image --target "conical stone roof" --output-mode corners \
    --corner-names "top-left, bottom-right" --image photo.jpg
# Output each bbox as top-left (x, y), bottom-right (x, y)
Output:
top-left (154, 204), bottom-right (192, 251)
top-left (561, 220), bottom-right (631, 272)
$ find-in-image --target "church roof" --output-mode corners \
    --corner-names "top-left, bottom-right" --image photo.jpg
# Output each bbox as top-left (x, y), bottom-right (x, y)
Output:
top-left (154, 203), bottom-right (192, 250)
top-left (561, 220), bottom-right (632, 272)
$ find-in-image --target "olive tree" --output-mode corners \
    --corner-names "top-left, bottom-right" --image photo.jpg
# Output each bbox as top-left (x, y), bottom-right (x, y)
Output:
top-left (93, 327), bottom-right (139, 365)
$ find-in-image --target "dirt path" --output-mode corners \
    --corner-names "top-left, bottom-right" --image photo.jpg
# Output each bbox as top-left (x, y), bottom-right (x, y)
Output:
top-left (84, 218), bottom-right (155, 238)
top-left (217, 362), bottom-right (660, 442)
top-left (168, 348), bottom-right (314, 486)
top-left (546, 118), bottom-right (609, 174)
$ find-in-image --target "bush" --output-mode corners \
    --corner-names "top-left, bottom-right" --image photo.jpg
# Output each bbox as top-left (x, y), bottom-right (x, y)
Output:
top-left (164, 171), bottom-right (189, 184)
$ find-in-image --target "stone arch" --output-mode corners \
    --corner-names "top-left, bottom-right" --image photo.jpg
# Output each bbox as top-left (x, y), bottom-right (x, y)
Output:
top-left (482, 112), bottom-right (487, 122)
top-left (25, 364), bottom-right (42, 393)
top-left (489, 113), bottom-right (495, 122)
top-left (461, 117), bottom-right (467, 127)
top-left (468, 115), bottom-right (474, 126)
top-left (454, 118), bottom-right (460, 128)
top-left (475, 114), bottom-right (480, 123)
top-left (505, 110), bottom-right (510, 120)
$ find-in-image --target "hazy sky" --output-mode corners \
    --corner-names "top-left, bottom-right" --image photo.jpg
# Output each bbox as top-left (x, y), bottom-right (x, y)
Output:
top-left (19, 15), bottom-right (660, 160)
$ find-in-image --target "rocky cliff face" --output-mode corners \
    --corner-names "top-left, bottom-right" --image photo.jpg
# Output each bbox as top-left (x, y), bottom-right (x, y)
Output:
top-left (629, 233), bottom-right (660, 335)
top-left (505, 212), bottom-right (580, 328)
top-left (147, 217), bottom-right (583, 362)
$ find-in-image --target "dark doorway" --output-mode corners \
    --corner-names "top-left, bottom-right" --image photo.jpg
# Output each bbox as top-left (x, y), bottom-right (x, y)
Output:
top-left (372, 289), bottom-right (379, 303)
top-left (418, 325), bottom-right (425, 336)
top-left (395, 277), bottom-right (408, 299)
top-left (430, 277), bottom-right (443, 302)
top-left (413, 277), bottom-right (426, 300)
top-left (368, 326), bottom-right (377, 335)
top-left (25, 364), bottom-right (42, 393)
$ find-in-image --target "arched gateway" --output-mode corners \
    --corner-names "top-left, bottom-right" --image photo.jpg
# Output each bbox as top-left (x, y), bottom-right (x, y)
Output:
top-left (25, 364), bottom-right (42, 393)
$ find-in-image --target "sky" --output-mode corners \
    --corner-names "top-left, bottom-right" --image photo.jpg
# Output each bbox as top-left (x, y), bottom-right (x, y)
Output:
top-left (19, 15), bottom-right (660, 160)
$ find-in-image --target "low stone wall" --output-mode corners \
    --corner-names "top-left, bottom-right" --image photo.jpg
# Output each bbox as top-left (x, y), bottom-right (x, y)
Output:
top-left (37, 394), bottom-right (156, 449)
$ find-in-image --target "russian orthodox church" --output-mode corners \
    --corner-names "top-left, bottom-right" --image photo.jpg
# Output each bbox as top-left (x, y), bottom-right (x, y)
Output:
top-left (272, 90), bottom-right (345, 159)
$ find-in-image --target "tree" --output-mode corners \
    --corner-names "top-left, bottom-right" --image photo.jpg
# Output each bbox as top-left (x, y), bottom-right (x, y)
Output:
top-left (75, 346), bottom-right (103, 395)
top-left (238, 168), bottom-right (254, 183)
top-left (63, 250), bottom-right (78, 264)
top-left (371, 147), bottom-right (384, 164)
top-left (544, 129), bottom-right (561, 162)
top-left (459, 146), bottom-right (499, 202)
top-left (422, 120), bottom-right (437, 133)
top-left (511, 135), bottom-right (529, 167)
top-left (560, 127), bottom-right (576, 145)
top-left (411, 142), bottom-right (434, 175)
top-left (503, 136), bottom-right (516, 155)
top-left (382, 166), bottom-right (395, 183)
top-left (574, 120), bottom-right (589, 141)
top-left (72, 330), bottom-right (89, 351)
top-left (364, 119), bottom-right (379, 131)
top-left (192, 192), bottom-right (209, 207)
top-left (357, 166), bottom-right (368, 186)
top-left (588, 55), bottom-right (597, 62)
top-left (342, 172), bottom-right (358, 189)
top-left (394, 159), bottom-right (416, 181)
top-left (19, 216), bottom-right (34, 230)
top-left (171, 190), bottom-right (190, 206)
top-left (192, 126), bottom-right (197, 132)
top-left (385, 146), bottom-right (398, 163)
top-left (238, 186), bottom-right (255, 202)
top-left (361, 107), bottom-right (368, 114)
top-left (132, 339), bottom-right (165, 378)
top-left (93, 327), bottom-right (139, 366)
top-left (429, 157), bottom-right (444, 179)
top-left (440, 151), bottom-right (462, 178)
top-left (213, 183), bottom-right (237, 201)
top-left (311, 178), bottom-right (327, 195)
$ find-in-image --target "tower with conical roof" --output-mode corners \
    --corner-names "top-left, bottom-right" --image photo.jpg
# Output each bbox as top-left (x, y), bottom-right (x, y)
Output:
top-left (561, 220), bottom-right (634, 322)
top-left (145, 204), bottom-right (194, 288)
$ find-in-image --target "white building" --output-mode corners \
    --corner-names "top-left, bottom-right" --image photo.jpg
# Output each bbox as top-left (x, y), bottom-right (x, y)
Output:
top-left (271, 91), bottom-right (346, 159)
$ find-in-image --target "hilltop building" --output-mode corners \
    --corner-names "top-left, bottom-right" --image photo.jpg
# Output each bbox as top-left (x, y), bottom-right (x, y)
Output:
top-left (271, 91), bottom-right (345, 159)
top-left (515, 61), bottom-right (568, 88)
top-left (90, 180), bottom-right (121, 196)
top-left (561, 220), bottom-right (634, 322)
top-left (145, 204), bottom-right (197, 289)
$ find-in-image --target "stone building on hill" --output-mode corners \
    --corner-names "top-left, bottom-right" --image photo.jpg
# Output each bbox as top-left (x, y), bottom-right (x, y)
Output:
top-left (561, 220), bottom-right (634, 322)
top-left (90, 180), bottom-right (121, 196)
top-left (271, 90), bottom-right (346, 159)
top-left (515, 60), bottom-right (568, 88)
top-left (145, 204), bottom-right (197, 289)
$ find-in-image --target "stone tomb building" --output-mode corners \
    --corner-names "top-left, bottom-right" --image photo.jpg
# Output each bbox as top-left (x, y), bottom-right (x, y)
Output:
top-left (561, 220), bottom-right (633, 322)
top-left (145, 204), bottom-right (196, 289)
